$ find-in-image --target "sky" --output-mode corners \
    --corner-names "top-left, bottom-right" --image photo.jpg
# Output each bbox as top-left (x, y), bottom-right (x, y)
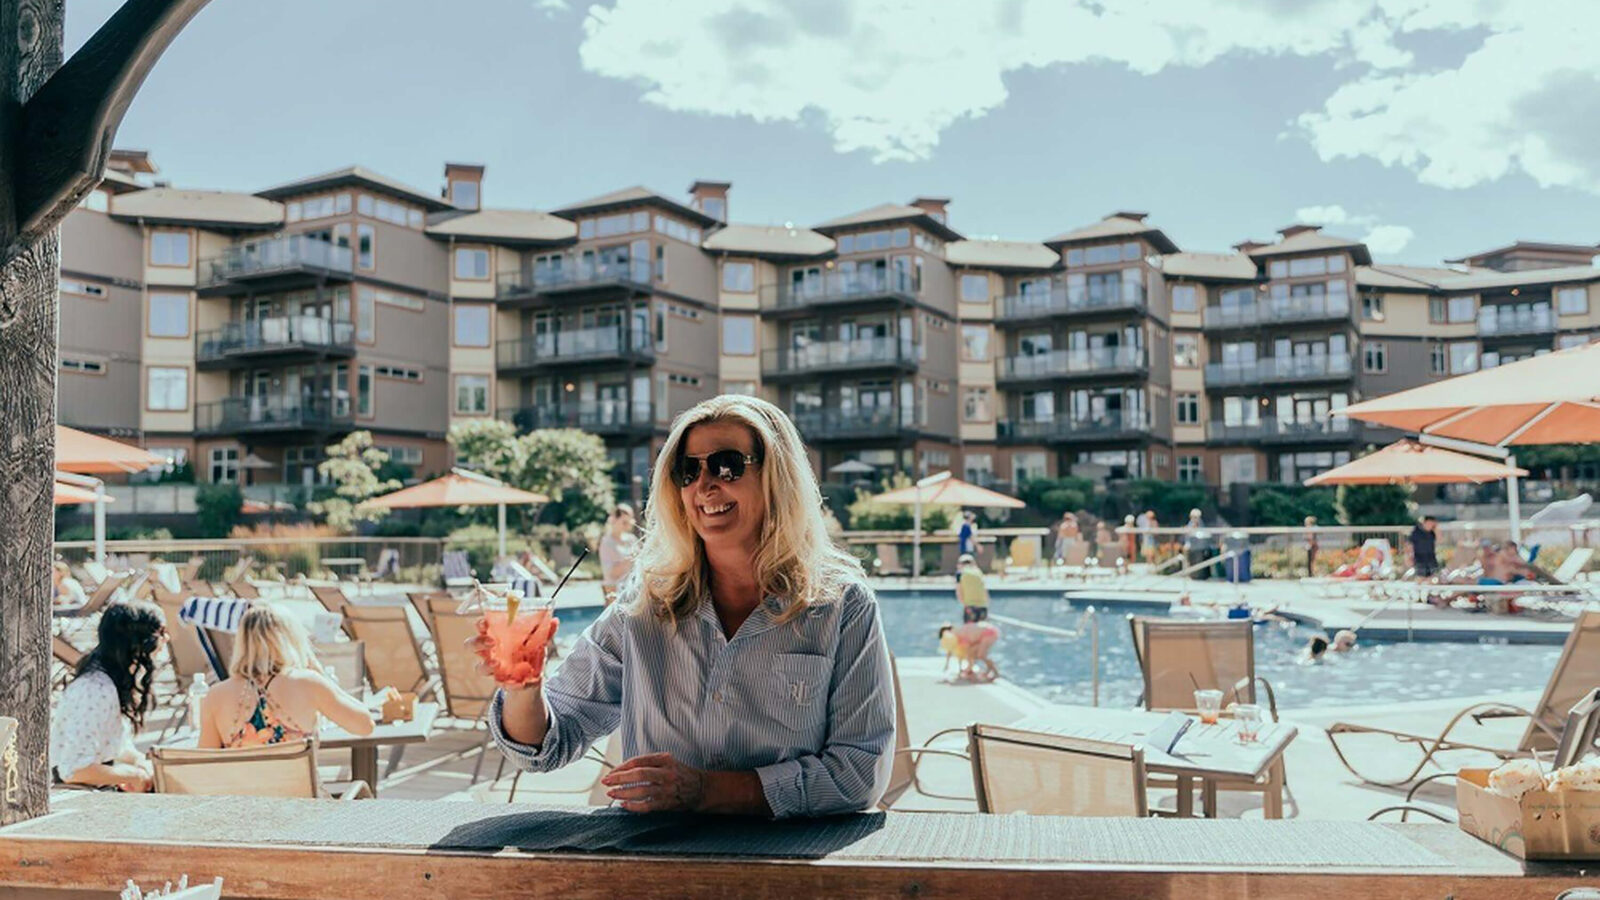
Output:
top-left (67, 0), bottom-right (1600, 265)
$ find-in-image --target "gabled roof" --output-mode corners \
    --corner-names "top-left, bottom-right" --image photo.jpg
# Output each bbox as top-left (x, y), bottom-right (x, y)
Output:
top-left (1156, 251), bottom-right (1258, 282)
top-left (812, 202), bottom-right (964, 243)
top-left (1044, 212), bottom-right (1178, 254)
top-left (256, 165), bottom-right (453, 212)
top-left (110, 188), bottom-right (283, 230)
top-left (1246, 225), bottom-right (1372, 265)
top-left (1435, 264), bottom-right (1600, 292)
top-left (944, 239), bottom-right (1057, 271)
top-left (1445, 240), bottom-right (1600, 266)
top-left (1355, 264), bottom-right (1469, 291)
top-left (424, 208), bottom-right (576, 246)
top-left (550, 185), bottom-right (719, 228)
top-left (701, 223), bottom-right (834, 259)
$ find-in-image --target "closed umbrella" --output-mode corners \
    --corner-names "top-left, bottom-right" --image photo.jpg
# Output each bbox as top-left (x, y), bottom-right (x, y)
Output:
top-left (365, 469), bottom-right (548, 556)
top-left (870, 472), bottom-right (1024, 577)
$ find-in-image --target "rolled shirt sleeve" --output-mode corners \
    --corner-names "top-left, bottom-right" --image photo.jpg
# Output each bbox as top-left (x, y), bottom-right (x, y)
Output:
top-left (489, 604), bottom-right (626, 772)
top-left (755, 585), bottom-right (897, 818)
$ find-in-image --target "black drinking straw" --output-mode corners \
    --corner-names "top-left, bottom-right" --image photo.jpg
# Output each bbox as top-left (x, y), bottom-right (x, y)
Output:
top-left (516, 546), bottom-right (588, 651)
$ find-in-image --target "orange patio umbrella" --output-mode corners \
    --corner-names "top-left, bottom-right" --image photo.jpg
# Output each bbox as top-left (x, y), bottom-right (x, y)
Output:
top-left (56, 425), bottom-right (165, 474)
top-left (870, 471), bottom-right (1024, 576)
top-left (53, 479), bottom-right (112, 505)
top-left (366, 469), bottom-right (548, 556)
top-left (1304, 440), bottom-right (1527, 486)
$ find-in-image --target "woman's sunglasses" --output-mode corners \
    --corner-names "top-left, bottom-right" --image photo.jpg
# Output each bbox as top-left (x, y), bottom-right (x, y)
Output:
top-left (674, 450), bottom-right (761, 488)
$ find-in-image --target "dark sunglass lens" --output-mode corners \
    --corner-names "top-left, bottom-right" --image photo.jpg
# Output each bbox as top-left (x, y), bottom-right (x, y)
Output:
top-left (708, 450), bottom-right (747, 482)
top-left (674, 457), bottom-right (700, 487)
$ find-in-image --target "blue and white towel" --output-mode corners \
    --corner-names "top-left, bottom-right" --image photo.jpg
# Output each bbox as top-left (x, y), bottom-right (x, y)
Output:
top-left (177, 596), bottom-right (250, 633)
top-left (443, 550), bottom-right (473, 584)
top-left (490, 560), bottom-right (541, 599)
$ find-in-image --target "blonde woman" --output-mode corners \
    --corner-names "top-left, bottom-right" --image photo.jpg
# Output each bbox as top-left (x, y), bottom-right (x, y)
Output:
top-left (484, 395), bottom-right (895, 818)
top-left (198, 604), bottom-right (374, 748)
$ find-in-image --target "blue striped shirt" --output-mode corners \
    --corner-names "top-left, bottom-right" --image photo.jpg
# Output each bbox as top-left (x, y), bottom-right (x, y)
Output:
top-left (488, 581), bottom-right (896, 818)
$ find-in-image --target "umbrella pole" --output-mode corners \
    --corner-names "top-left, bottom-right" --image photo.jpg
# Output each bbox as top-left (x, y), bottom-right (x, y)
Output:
top-left (1506, 455), bottom-right (1522, 545)
top-left (912, 497), bottom-right (922, 583)
top-left (498, 503), bottom-right (508, 558)
top-left (93, 481), bottom-right (106, 563)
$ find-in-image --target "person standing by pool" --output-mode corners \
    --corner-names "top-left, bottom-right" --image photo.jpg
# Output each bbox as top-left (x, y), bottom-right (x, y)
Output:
top-left (1053, 512), bottom-right (1080, 565)
top-left (1135, 509), bottom-right (1157, 562)
top-left (599, 503), bottom-right (638, 605)
top-left (955, 553), bottom-right (990, 623)
top-left (956, 510), bottom-right (979, 562)
top-left (484, 394), bottom-right (895, 818)
top-left (1409, 516), bottom-right (1439, 578)
top-left (1303, 516), bottom-right (1320, 576)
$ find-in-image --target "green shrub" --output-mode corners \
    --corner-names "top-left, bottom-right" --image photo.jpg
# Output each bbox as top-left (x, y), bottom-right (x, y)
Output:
top-left (1248, 485), bottom-right (1338, 527)
top-left (1337, 483), bottom-right (1416, 526)
top-left (196, 484), bottom-right (244, 537)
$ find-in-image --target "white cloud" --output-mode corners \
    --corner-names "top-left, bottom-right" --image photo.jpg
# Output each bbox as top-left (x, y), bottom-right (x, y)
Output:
top-left (1294, 204), bottom-right (1361, 227)
top-left (535, 0), bottom-right (570, 16)
top-left (572, 0), bottom-right (1600, 195)
top-left (1361, 224), bottom-right (1415, 255)
top-left (1293, 204), bottom-right (1413, 255)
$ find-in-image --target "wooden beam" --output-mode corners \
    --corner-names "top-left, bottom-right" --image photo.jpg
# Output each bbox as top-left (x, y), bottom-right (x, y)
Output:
top-left (8, 0), bottom-right (211, 253)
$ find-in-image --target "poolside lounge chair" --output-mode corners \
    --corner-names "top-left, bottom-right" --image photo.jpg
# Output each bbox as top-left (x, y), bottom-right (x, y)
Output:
top-left (1007, 536), bottom-right (1042, 577)
top-left (226, 578), bottom-right (260, 600)
top-left (967, 724), bottom-right (1149, 816)
top-left (341, 604), bottom-right (435, 699)
top-left (1328, 609), bottom-right (1600, 786)
top-left (77, 559), bottom-right (109, 587)
top-left (221, 554), bottom-right (255, 584)
top-left (879, 654), bottom-right (972, 809)
top-left (874, 543), bottom-right (908, 577)
top-left (56, 572), bottom-right (127, 623)
top-left (430, 606), bottom-right (509, 783)
top-left (443, 550), bottom-right (475, 589)
top-left (1550, 547), bottom-right (1594, 584)
top-left (51, 635), bottom-right (84, 690)
top-left (310, 584), bottom-right (357, 639)
top-left (151, 739), bottom-right (370, 799)
top-left (312, 641), bottom-right (367, 694)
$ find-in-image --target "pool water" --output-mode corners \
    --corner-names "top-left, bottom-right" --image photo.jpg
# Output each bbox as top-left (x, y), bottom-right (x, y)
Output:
top-left (547, 593), bottom-right (1563, 710)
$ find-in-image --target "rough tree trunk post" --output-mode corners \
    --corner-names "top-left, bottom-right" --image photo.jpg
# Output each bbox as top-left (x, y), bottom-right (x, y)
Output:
top-left (0, 0), bottom-right (65, 827)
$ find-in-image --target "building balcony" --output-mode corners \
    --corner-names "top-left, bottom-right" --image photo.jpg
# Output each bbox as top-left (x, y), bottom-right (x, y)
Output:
top-left (997, 411), bottom-right (1153, 444)
top-left (1206, 417), bottom-right (1360, 445)
top-left (761, 338), bottom-right (917, 381)
top-left (791, 407), bottom-right (919, 442)
top-left (196, 316), bottom-right (356, 370)
top-left (496, 326), bottom-right (655, 374)
top-left (996, 283), bottom-right (1146, 323)
top-left (198, 236), bottom-right (354, 297)
top-left (1478, 308), bottom-right (1555, 337)
top-left (1202, 295), bottom-right (1352, 331)
top-left (195, 394), bottom-right (353, 437)
top-left (499, 401), bottom-right (656, 438)
top-left (1204, 354), bottom-right (1354, 388)
top-left (495, 259), bottom-right (654, 307)
top-left (996, 346), bottom-right (1147, 385)
top-left (759, 270), bottom-right (916, 317)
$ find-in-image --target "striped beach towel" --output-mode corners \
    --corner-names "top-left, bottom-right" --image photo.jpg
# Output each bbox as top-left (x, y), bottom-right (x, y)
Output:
top-left (177, 596), bottom-right (250, 633)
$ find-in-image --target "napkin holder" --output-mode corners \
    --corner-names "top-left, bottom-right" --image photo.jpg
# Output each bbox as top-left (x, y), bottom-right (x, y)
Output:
top-left (379, 692), bottom-right (416, 724)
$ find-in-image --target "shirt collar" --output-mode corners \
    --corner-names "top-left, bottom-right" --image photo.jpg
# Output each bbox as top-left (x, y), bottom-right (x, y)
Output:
top-left (696, 593), bottom-right (791, 640)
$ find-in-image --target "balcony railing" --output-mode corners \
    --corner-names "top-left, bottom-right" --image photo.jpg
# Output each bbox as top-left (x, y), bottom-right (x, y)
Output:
top-left (760, 269), bottom-right (916, 313)
top-left (762, 337), bottom-right (916, 376)
top-left (1478, 307), bottom-right (1555, 337)
top-left (196, 394), bottom-right (352, 435)
top-left (197, 316), bottom-right (355, 363)
top-left (500, 401), bottom-right (655, 436)
top-left (496, 258), bottom-right (654, 300)
top-left (997, 282), bottom-right (1147, 321)
top-left (1203, 294), bottom-right (1351, 330)
top-left (1206, 417), bottom-right (1357, 444)
top-left (201, 236), bottom-right (354, 287)
top-left (998, 346), bottom-right (1146, 381)
top-left (497, 326), bottom-right (655, 370)
top-left (1204, 354), bottom-right (1354, 387)
top-left (998, 411), bottom-right (1153, 443)
top-left (791, 406), bottom-right (916, 440)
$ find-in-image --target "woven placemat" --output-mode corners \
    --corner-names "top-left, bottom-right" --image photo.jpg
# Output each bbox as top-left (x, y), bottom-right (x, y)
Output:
top-left (26, 795), bottom-right (1453, 868)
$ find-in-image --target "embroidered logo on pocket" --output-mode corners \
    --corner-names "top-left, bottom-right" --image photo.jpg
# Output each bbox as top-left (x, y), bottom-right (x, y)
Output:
top-left (787, 680), bottom-right (812, 706)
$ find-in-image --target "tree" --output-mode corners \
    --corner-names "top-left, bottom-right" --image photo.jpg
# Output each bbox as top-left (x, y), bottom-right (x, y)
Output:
top-left (307, 431), bottom-right (400, 533)
top-left (1248, 485), bottom-right (1338, 527)
top-left (1337, 483), bottom-right (1416, 526)
top-left (196, 483), bottom-right (244, 537)
top-left (447, 421), bottom-right (616, 529)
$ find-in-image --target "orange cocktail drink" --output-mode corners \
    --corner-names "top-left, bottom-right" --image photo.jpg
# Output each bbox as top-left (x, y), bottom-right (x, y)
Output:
top-left (476, 596), bottom-right (559, 686)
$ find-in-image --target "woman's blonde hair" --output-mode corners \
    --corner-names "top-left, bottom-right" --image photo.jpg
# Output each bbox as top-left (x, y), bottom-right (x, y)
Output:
top-left (626, 394), bottom-right (863, 624)
top-left (230, 602), bottom-right (319, 684)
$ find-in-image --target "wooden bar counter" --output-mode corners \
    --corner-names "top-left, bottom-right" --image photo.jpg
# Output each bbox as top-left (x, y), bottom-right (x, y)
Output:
top-left (0, 793), bottom-right (1594, 899)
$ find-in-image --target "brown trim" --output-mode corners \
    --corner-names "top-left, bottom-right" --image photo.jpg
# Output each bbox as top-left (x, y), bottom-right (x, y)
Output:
top-left (143, 365), bottom-right (191, 413)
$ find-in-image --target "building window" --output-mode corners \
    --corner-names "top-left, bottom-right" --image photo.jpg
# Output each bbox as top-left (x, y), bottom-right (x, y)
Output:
top-left (722, 380), bottom-right (756, 396)
top-left (1447, 296), bottom-right (1475, 323)
top-left (962, 387), bottom-right (992, 422)
top-left (374, 364), bottom-right (422, 381)
top-left (454, 375), bottom-right (490, 414)
top-left (1429, 342), bottom-right (1447, 376)
top-left (1173, 334), bottom-right (1199, 368)
top-left (149, 230), bottom-right (191, 267)
top-left (356, 289), bottom-right (376, 343)
top-left (700, 197), bottom-right (726, 221)
top-left (1558, 333), bottom-right (1593, 349)
top-left (146, 367), bottom-right (188, 411)
top-left (357, 364), bottom-right (373, 416)
top-left (1363, 341), bottom-right (1388, 373)
top-left (147, 291), bottom-right (190, 338)
top-left (964, 454), bottom-right (994, 486)
top-left (960, 325), bottom-right (990, 361)
top-left (1170, 284), bottom-right (1198, 313)
top-left (1064, 248), bottom-right (1084, 267)
top-left (454, 247), bottom-right (490, 280)
top-left (1450, 341), bottom-right (1478, 374)
top-left (209, 447), bottom-right (239, 484)
top-left (1178, 456), bottom-right (1203, 483)
top-left (960, 274), bottom-right (989, 302)
top-left (721, 316), bottom-right (756, 356)
top-left (59, 278), bottom-right (108, 298)
top-left (1176, 393), bottom-right (1200, 425)
top-left (450, 180), bottom-right (479, 210)
top-left (60, 357), bottom-right (106, 375)
top-left (357, 224), bottom-right (375, 270)
top-left (1268, 260), bottom-right (1288, 279)
top-left (1558, 286), bottom-right (1589, 316)
top-left (453, 304), bottom-right (491, 347)
top-left (654, 304), bottom-right (667, 352)
top-left (1361, 293), bottom-right (1385, 321)
top-left (1013, 451), bottom-right (1047, 484)
top-left (721, 262), bottom-right (755, 293)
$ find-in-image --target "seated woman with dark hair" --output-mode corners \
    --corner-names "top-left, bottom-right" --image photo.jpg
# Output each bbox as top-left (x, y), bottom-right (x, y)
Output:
top-left (49, 601), bottom-right (168, 791)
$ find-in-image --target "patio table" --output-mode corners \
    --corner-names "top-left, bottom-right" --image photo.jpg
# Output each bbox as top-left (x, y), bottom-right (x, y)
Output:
top-left (319, 701), bottom-right (439, 796)
top-left (1009, 705), bottom-right (1297, 818)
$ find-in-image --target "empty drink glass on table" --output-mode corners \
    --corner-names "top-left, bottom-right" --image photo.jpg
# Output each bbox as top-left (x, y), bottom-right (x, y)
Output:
top-left (1233, 703), bottom-right (1264, 742)
top-left (1194, 689), bottom-right (1224, 725)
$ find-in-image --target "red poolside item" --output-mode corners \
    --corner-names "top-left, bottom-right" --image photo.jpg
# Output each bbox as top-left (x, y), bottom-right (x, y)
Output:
top-left (476, 603), bottom-right (559, 686)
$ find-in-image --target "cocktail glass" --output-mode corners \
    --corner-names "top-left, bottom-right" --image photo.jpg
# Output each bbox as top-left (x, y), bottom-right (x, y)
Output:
top-left (477, 596), bottom-right (559, 686)
top-left (1234, 703), bottom-right (1264, 743)
top-left (1194, 689), bottom-right (1224, 725)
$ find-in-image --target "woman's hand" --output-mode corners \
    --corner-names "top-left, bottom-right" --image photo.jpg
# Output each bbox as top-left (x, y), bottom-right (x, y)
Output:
top-left (601, 752), bottom-right (707, 813)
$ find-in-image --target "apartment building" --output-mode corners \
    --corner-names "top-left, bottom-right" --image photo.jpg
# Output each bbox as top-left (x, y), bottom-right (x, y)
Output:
top-left (57, 151), bottom-right (1600, 497)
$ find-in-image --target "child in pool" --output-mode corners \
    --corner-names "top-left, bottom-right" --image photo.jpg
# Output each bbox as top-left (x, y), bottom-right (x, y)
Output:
top-left (938, 621), bottom-right (1001, 683)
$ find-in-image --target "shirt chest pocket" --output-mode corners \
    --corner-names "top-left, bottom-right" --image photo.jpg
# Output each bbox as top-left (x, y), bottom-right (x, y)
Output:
top-left (767, 652), bottom-right (831, 735)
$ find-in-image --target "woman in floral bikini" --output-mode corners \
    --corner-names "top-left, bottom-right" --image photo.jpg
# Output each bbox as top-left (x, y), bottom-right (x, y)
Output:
top-left (198, 603), bottom-right (375, 749)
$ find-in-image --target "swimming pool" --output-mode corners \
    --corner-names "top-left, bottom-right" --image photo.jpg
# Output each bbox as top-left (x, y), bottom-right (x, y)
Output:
top-left (546, 592), bottom-right (1563, 710)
